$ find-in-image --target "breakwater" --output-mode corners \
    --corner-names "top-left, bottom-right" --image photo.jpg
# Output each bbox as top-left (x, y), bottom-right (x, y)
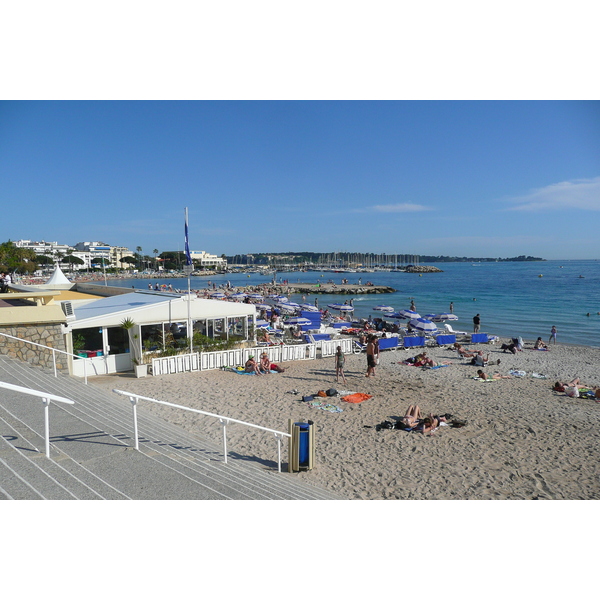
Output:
top-left (256, 283), bottom-right (396, 295)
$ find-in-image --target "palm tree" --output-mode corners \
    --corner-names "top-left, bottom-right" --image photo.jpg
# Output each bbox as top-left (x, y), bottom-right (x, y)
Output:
top-left (136, 246), bottom-right (142, 270)
top-left (153, 248), bottom-right (159, 271)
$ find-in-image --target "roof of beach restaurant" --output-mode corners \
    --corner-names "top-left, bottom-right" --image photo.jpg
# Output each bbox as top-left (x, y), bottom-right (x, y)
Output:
top-left (71, 291), bottom-right (257, 329)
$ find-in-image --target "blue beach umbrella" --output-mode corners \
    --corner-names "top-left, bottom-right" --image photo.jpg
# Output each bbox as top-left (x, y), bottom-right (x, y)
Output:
top-left (409, 318), bottom-right (438, 334)
top-left (210, 292), bottom-right (226, 299)
top-left (430, 313), bottom-right (458, 322)
top-left (299, 303), bottom-right (320, 312)
top-left (246, 293), bottom-right (264, 300)
top-left (255, 320), bottom-right (270, 328)
top-left (327, 303), bottom-right (354, 312)
top-left (285, 317), bottom-right (313, 326)
top-left (396, 309), bottom-right (420, 320)
top-left (230, 292), bottom-right (247, 300)
top-left (373, 305), bottom-right (395, 312)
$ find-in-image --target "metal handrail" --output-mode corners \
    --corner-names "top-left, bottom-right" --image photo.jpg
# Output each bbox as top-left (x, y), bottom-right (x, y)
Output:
top-left (0, 380), bottom-right (75, 458)
top-left (0, 331), bottom-right (89, 384)
top-left (112, 389), bottom-right (291, 472)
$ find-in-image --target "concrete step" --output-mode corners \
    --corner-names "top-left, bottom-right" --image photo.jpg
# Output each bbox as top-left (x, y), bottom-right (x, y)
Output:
top-left (0, 355), bottom-right (341, 500)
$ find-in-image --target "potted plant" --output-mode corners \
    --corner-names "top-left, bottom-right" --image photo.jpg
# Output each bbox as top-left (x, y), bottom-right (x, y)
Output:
top-left (121, 317), bottom-right (147, 377)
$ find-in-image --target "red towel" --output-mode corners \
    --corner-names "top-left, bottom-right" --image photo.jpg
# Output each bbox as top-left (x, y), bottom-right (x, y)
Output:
top-left (342, 393), bottom-right (372, 404)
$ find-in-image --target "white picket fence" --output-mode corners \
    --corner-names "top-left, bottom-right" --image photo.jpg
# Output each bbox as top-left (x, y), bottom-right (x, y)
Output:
top-left (151, 342), bottom-right (322, 376)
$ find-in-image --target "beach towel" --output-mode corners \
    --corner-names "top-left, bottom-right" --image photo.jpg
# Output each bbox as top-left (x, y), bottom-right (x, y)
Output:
top-left (225, 367), bottom-right (278, 375)
top-left (425, 364), bottom-right (451, 370)
top-left (306, 400), bottom-right (343, 413)
top-left (342, 393), bottom-right (373, 404)
top-left (509, 369), bottom-right (527, 377)
top-left (472, 376), bottom-right (498, 382)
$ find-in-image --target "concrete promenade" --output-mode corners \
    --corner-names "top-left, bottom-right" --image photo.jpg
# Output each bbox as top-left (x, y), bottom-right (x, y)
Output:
top-left (0, 355), bottom-right (341, 500)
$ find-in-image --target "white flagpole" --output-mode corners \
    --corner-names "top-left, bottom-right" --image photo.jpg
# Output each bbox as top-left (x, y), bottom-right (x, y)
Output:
top-left (184, 207), bottom-right (193, 353)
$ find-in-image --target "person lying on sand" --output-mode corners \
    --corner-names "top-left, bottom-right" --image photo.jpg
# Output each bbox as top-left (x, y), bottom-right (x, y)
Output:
top-left (453, 342), bottom-right (476, 358)
top-left (470, 351), bottom-right (501, 367)
top-left (477, 369), bottom-right (511, 380)
top-left (399, 404), bottom-right (422, 429)
top-left (415, 414), bottom-right (449, 435)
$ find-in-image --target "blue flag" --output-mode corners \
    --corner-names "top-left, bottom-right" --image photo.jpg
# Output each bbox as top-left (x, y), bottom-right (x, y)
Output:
top-left (184, 207), bottom-right (192, 266)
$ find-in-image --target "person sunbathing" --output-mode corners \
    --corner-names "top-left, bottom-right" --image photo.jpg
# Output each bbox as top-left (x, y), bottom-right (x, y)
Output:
top-left (399, 405), bottom-right (422, 429)
top-left (477, 369), bottom-right (511, 380)
top-left (244, 355), bottom-right (263, 375)
top-left (533, 337), bottom-right (548, 350)
top-left (471, 351), bottom-right (501, 366)
top-left (260, 352), bottom-right (285, 373)
top-left (416, 413), bottom-right (449, 435)
top-left (453, 343), bottom-right (476, 358)
top-left (552, 378), bottom-right (589, 392)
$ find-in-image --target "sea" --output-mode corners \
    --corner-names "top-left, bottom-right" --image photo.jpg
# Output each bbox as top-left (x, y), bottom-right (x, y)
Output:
top-left (106, 260), bottom-right (600, 348)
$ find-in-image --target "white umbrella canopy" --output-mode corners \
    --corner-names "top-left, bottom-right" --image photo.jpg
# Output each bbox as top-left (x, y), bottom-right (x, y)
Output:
top-left (409, 317), bottom-right (438, 334)
top-left (285, 317), bottom-right (312, 326)
top-left (327, 303), bottom-right (354, 312)
top-left (299, 304), bottom-right (320, 312)
top-left (373, 305), bottom-right (395, 312)
top-left (396, 309), bottom-right (420, 320)
top-left (429, 312), bottom-right (459, 322)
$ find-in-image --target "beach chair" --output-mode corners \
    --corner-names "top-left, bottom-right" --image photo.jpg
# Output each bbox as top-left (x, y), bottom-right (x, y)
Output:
top-left (436, 334), bottom-right (456, 346)
top-left (444, 323), bottom-right (468, 336)
top-left (470, 333), bottom-right (490, 344)
top-left (402, 336), bottom-right (426, 349)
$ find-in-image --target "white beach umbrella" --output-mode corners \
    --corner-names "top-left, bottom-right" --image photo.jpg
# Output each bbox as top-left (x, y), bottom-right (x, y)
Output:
top-left (210, 292), bottom-right (226, 299)
top-left (299, 304), bottom-right (320, 312)
top-left (246, 293), bottom-right (264, 300)
top-left (408, 318), bottom-right (438, 334)
top-left (430, 312), bottom-right (458, 322)
top-left (285, 317), bottom-right (312, 326)
top-left (230, 292), bottom-right (247, 300)
top-left (373, 305), bottom-right (395, 312)
top-left (327, 303), bottom-right (354, 312)
top-left (396, 309), bottom-right (420, 320)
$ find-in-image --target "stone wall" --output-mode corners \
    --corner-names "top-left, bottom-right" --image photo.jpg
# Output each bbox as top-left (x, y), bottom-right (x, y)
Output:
top-left (0, 324), bottom-right (69, 372)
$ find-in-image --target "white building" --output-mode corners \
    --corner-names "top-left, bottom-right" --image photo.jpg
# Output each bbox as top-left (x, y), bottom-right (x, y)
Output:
top-left (190, 250), bottom-right (227, 269)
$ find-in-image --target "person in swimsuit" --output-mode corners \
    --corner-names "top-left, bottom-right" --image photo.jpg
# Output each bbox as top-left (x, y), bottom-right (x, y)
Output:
top-left (549, 326), bottom-right (557, 344)
top-left (335, 345), bottom-right (347, 383)
top-left (366, 335), bottom-right (376, 377)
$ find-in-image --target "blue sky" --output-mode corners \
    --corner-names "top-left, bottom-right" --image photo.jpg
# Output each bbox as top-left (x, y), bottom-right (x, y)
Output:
top-left (1, 100), bottom-right (598, 259)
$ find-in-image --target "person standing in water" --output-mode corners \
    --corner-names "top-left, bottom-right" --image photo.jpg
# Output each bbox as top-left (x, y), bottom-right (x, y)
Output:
top-left (549, 325), bottom-right (557, 344)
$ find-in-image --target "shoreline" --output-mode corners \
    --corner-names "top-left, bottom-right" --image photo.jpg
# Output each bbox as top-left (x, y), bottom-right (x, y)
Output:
top-left (91, 340), bottom-right (600, 500)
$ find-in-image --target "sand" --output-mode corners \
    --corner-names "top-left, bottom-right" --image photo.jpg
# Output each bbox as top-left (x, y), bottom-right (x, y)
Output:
top-left (90, 340), bottom-right (600, 500)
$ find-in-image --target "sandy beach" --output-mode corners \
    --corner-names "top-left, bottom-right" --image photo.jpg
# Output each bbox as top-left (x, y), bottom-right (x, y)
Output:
top-left (91, 340), bottom-right (600, 500)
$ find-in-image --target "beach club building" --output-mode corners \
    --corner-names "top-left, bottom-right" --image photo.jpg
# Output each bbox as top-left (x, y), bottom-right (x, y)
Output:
top-left (65, 290), bottom-right (257, 377)
top-left (1, 267), bottom-right (258, 377)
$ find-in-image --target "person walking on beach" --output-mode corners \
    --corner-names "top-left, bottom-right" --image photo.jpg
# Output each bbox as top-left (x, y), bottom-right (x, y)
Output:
top-left (366, 335), bottom-right (377, 377)
top-left (549, 325), bottom-right (557, 344)
top-left (473, 313), bottom-right (481, 333)
top-left (335, 346), bottom-right (347, 384)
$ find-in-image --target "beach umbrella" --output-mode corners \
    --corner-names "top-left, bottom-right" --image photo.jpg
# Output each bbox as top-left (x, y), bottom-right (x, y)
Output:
top-left (373, 305), bottom-right (395, 312)
top-left (246, 293), bottom-right (264, 300)
top-left (210, 292), bottom-right (226, 299)
top-left (285, 317), bottom-right (312, 326)
top-left (254, 303), bottom-right (271, 310)
top-left (396, 309), bottom-right (420, 320)
top-left (385, 312), bottom-right (407, 319)
top-left (230, 292), bottom-right (247, 300)
top-left (409, 317), bottom-right (438, 334)
top-left (299, 303), bottom-right (320, 312)
top-left (277, 303), bottom-right (298, 314)
top-left (430, 312), bottom-right (458, 322)
top-left (255, 320), bottom-right (270, 328)
top-left (327, 303), bottom-right (354, 312)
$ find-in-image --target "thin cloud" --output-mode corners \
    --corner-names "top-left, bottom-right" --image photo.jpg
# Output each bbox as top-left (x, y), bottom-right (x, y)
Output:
top-left (506, 177), bottom-right (600, 211)
top-left (368, 203), bottom-right (433, 213)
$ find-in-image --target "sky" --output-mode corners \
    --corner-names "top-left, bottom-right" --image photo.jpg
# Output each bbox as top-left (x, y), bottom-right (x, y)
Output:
top-left (2, 100), bottom-right (598, 260)
top-left (1, 3), bottom-right (599, 261)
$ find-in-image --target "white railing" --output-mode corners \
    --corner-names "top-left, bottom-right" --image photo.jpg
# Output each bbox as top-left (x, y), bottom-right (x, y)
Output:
top-left (0, 331), bottom-right (90, 384)
top-left (0, 381), bottom-right (75, 458)
top-left (112, 389), bottom-right (291, 472)
top-left (151, 343), bottom-right (318, 376)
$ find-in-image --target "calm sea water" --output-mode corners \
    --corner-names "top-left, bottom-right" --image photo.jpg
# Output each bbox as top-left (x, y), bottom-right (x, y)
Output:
top-left (108, 260), bottom-right (600, 348)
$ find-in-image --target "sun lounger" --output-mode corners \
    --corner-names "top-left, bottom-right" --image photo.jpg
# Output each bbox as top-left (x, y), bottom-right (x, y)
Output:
top-left (436, 334), bottom-right (456, 346)
top-left (470, 333), bottom-right (490, 344)
top-left (402, 336), bottom-right (426, 348)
